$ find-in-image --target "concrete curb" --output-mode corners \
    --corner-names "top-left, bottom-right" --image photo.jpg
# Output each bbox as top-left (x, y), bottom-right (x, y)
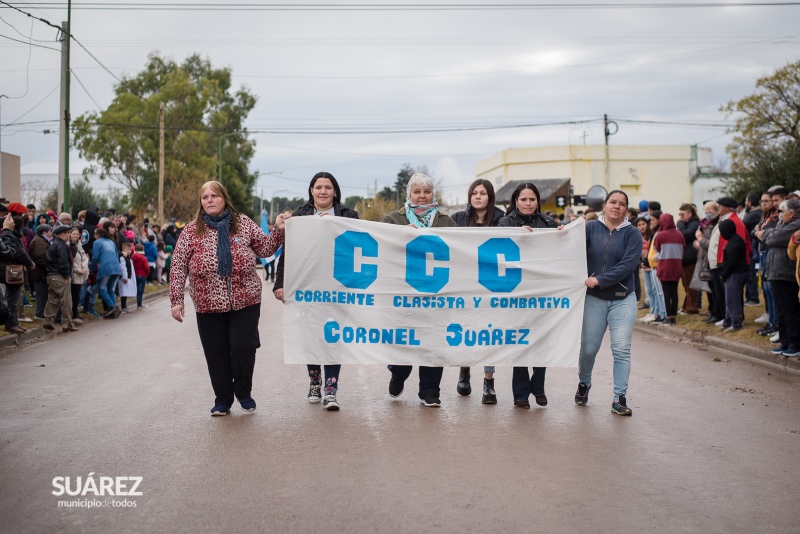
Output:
top-left (634, 322), bottom-right (800, 376)
top-left (0, 287), bottom-right (170, 351)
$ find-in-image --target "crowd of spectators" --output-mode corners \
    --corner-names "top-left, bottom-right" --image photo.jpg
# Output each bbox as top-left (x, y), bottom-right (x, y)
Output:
top-left (0, 202), bottom-right (179, 335)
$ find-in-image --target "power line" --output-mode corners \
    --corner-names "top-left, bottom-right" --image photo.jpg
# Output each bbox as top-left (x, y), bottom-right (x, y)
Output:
top-left (12, 2), bottom-right (800, 11)
top-left (0, 12), bottom-right (56, 42)
top-left (69, 34), bottom-right (122, 83)
top-left (70, 67), bottom-right (103, 110)
top-left (0, 83), bottom-right (59, 129)
top-left (0, 31), bottom-right (58, 50)
top-left (0, 0), bottom-right (60, 30)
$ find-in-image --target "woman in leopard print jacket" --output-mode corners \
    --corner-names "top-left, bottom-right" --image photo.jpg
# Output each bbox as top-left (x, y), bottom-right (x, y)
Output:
top-left (170, 180), bottom-right (290, 416)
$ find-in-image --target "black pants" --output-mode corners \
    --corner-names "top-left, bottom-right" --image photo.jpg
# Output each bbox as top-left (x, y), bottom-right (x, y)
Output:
top-left (771, 279), bottom-right (800, 351)
top-left (711, 269), bottom-right (726, 320)
top-left (71, 283), bottom-right (82, 319)
top-left (389, 365), bottom-right (443, 398)
top-left (265, 261), bottom-right (275, 280)
top-left (196, 303), bottom-right (261, 407)
top-left (512, 367), bottom-right (546, 400)
top-left (34, 280), bottom-right (48, 318)
top-left (4, 283), bottom-right (22, 328)
top-left (661, 280), bottom-right (679, 318)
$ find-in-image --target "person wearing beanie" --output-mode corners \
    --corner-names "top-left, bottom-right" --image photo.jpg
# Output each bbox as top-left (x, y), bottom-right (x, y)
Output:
top-left (42, 223), bottom-right (79, 332)
top-left (653, 213), bottom-right (686, 326)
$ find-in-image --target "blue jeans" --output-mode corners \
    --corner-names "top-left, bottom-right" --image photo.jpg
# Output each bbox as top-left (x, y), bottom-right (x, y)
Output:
top-left (760, 252), bottom-right (777, 325)
top-left (96, 274), bottom-right (120, 309)
top-left (645, 269), bottom-right (665, 318)
top-left (578, 293), bottom-right (636, 401)
top-left (642, 267), bottom-right (653, 305)
top-left (136, 276), bottom-right (147, 307)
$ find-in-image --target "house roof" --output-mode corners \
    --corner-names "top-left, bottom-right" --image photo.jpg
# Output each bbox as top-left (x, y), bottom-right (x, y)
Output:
top-left (495, 178), bottom-right (571, 205)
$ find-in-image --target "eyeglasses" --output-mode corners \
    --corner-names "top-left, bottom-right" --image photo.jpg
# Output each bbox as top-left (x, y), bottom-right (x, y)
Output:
top-left (760, 200), bottom-right (772, 204)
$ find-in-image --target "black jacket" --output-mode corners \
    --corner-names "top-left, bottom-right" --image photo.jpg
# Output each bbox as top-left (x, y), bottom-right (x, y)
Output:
top-left (1, 229), bottom-right (35, 284)
top-left (273, 202), bottom-right (359, 291)
top-left (45, 237), bottom-right (73, 278)
top-left (0, 228), bottom-right (17, 265)
top-left (497, 210), bottom-right (558, 229)
top-left (82, 210), bottom-right (101, 256)
top-left (720, 225), bottom-right (748, 281)
top-left (676, 216), bottom-right (700, 265)
top-left (450, 206), bottom-right (505, 227)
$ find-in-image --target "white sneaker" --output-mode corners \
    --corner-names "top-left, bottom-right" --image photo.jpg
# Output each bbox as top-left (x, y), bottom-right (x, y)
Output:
top-left (638, 314), bottom-right (651, 322)
top-left (19, 317), bottom-right (33, 323)
top-left (754, 313), bottom-right (769, 324)
top-left (642, 314), bottom-right (657, 323)
top-left (307, 383), bottom-right (322, 403)
top-left (715, 319), bottom-right (726, 326)
top-left (770, 332), bottom-right (780, 343)
top-left (322, 394), bottom-right (340, 411)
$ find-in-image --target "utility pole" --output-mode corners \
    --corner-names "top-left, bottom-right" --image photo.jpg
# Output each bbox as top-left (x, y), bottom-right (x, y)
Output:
top-left (603, 113), bottom-right (618, 189)
top-left (58, 19), bottom-right (71, 213)
top-left (158, 102), bottom-right (165, 224)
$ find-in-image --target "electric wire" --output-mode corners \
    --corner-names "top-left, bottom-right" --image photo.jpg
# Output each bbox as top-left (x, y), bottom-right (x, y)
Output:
top-left (11, 2), bottom-right (800, 11)
top-left (0, 31), bottom-right (57, 49)
top-left (70, 67), bottom-right (103, 110)
top-left (0, 83), bottom-right (59, 129)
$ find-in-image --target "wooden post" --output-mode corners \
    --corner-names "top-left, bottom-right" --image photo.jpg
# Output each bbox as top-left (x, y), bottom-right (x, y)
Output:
top-left (158, 102), bottom-right (165, 224)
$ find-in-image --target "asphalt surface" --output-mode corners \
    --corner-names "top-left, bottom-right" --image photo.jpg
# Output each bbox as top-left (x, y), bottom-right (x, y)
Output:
top-left (1, 288), bottom-right (799, 534)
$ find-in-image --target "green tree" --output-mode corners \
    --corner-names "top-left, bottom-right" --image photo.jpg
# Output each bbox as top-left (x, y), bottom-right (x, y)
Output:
top-left (343, 195), bottom-right (363, 209)
top-left (72, 53), bottom-right (258, 220)
top-left (721, 60), bottom-right (800, 196)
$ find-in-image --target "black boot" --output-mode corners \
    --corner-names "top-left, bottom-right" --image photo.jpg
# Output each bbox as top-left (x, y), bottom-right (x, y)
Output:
top-left (457, 367), bottom-right (471, 396)
top-left (482, 378), bottom-right (497, 404)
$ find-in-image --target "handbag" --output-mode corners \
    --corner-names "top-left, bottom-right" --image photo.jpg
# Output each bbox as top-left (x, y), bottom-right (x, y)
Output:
top-left (5, 264), bottom-right (24, 285)
top-left (698, 258), bottom-right (712, 282)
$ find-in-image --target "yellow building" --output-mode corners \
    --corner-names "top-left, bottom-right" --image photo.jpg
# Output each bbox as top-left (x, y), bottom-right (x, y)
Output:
top-left (476, 144), bottom-right (714, 215)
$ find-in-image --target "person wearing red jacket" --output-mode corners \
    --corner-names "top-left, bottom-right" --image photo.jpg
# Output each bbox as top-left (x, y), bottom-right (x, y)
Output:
top-left (131, 244), bottom-right (150, 309)
top-left (653, 213), bottom-right (686, 326)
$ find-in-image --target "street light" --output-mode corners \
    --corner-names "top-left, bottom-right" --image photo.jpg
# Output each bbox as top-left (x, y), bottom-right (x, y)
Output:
top-left (217, 132), bottom-right (239, 183)
top-left (270, 189), bottom-right (290, 223)
top-left (256, 171), bottom-right (283, 212)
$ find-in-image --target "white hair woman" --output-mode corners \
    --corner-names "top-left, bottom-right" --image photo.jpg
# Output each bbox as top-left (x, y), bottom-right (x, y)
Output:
top-left (382, 173), bottom-right (458, 407)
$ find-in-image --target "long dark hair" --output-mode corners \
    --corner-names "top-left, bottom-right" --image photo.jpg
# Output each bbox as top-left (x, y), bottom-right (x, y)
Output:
top-left (636, 216), bottom-right (653, 241)
top-left (508, 183), bottom-right (541, 215)
top-left (308, 171), bottom-right (342, 207)
top-left (467, 179), bottom-right (496, 227)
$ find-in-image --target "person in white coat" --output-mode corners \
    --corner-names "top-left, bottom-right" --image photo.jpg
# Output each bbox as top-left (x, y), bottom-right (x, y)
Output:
top-left (118, 241), bottom-right (137, 313)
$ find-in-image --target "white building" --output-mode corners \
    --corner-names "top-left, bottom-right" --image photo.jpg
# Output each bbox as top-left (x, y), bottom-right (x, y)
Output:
top-left (476, 144), bottom-right (725, 215)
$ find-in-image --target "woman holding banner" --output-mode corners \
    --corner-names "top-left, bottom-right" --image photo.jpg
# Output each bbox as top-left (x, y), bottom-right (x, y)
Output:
top-left (170, 180), bottom-right (288, 416)
top-left (450, 179), bottom-right (506, 404)
top-left (498, 183), bottom-right (559, 408)
top-left (273, 171), bottom-right (359, 411)
top-left (383, 172), bottom-right (458, 407)
top-left (574, 190), bottom-right (642, 416)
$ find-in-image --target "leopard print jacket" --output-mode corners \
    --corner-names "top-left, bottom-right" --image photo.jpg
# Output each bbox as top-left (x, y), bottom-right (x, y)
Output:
top-left (169, 215), bottom-right (284, 313)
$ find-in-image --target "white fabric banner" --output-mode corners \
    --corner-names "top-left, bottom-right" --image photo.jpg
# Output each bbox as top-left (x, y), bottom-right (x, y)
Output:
top-left (283, 216), bottom-right (587, 367)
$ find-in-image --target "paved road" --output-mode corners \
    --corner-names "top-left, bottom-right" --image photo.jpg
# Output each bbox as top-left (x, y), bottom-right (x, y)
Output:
top-left (1, 288), bottom-right (799, 533)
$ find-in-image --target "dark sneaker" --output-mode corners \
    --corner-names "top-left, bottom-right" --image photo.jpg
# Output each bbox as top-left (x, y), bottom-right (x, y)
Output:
top-left (782, 348), bottom-right (800, 357)
top-left (574, 382), bottom-right (591, 405)
top-left (239, 397), bottom-right (256, 412)
top-left (771, 346), bottom-right (787, 354)
top-left (420, 395), bottom-right (441, 407)
top-left (210, 404), bottom-right (231, 416)
top-left (652, 316), bottom-right (665, 325)
top-left (389, 378), bottom-right (404, 398)
top-left (103, 308), bottom-right (116, 319)
top-left (322, 394), bottom-right (340, 410)
top-left (41, 322), bottom-right (55, 331)
top-left (514, 400), bottom-right (530, 409)
top-left (308, 382), bottom-right (322, 404)
top-left (611, 395), bottom-right (633, 416)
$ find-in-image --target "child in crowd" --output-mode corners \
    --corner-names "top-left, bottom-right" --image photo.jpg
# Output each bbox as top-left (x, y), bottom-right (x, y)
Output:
top-left (156, 242), bottom-right (168, 285)
top-left (144, 235), bottom-right (158, 284)
top-left (718, 219), bottom-right (749, 331)
top-left (132, 243), bottom-right (150, 309)
top-left (118, 242), bottom-right (137, 313)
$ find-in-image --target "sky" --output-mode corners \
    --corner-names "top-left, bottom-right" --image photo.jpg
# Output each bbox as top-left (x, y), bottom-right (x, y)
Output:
top-left (1, 1), bottom-right (799, 207)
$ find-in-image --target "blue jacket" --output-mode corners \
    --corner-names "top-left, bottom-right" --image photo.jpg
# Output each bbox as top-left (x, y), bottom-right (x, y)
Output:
top-left (585, 217), bottom-right (642, 301)
top-left (90, 237), bottom-right (122, 279)
top-left (144, 241), bottom-right (158, 263)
